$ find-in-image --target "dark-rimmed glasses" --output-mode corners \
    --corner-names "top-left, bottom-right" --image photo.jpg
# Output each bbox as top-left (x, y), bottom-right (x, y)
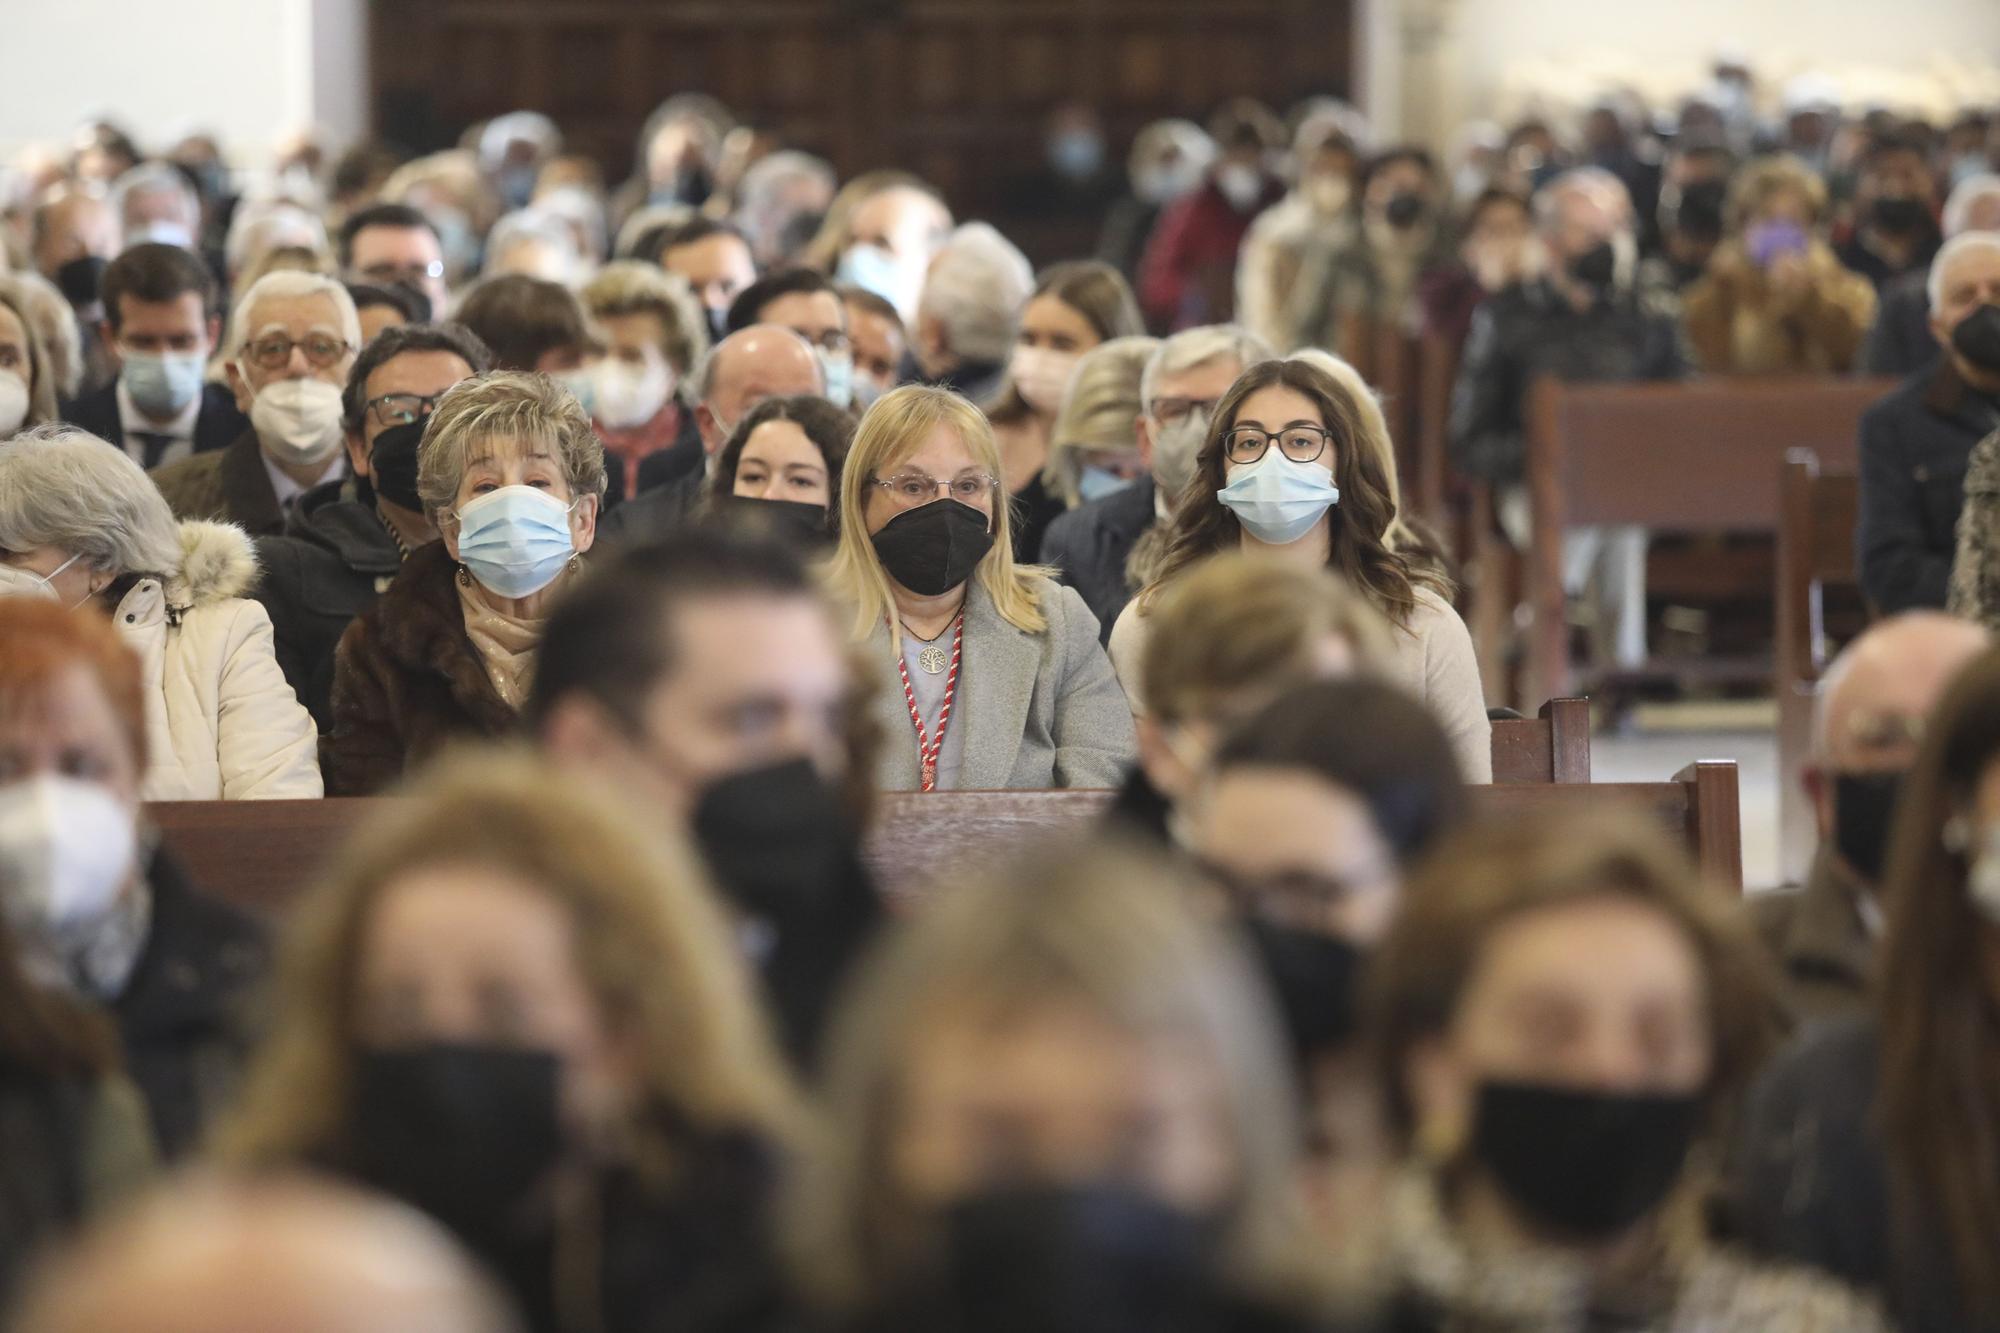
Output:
top-left (243, 332), bottom-right (354, 371)
top-left (1224, 422), bottom-right (1332, 465)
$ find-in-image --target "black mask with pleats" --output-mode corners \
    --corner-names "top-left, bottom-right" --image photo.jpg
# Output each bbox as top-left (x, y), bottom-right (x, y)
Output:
top-left (1952, 304), bottom-right (2000, 376)
top-left (870, 498), bottom-right (993, 596)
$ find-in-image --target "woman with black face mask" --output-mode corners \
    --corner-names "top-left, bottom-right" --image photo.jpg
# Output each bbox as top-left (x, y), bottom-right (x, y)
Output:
top-left (786, 840), bottom-right (1366, 1333)
top-left (1187, 679), bottom-right (1468, 1253)
top-left (701, 393), bottom-right (855, 552)
top-left (1365, 812), bottom-right (1885, 1332)
top-left (824, 385), bottom-right (1136, 791)
top-left (217, 749), bottom-right (804, 1333)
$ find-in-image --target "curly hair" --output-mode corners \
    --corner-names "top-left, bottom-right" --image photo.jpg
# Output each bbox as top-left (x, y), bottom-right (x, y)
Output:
top-left (1141, 357), bottom-right (1447, 629)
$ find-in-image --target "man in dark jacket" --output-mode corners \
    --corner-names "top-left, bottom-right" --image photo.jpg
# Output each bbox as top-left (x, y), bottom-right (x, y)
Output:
top-left (253, 322), bottom-right (490, 726)
top-left (1857, 233), bottom-right (2000, 614)
top-left (1860, 175), bottom-right (2000, 377)
top-left (1751, 613), bottom-right (1987, 1026)
top-left (1041, 324), bottom-right (1268, 639)
top-left (59, 243), bottom-right (246, 468)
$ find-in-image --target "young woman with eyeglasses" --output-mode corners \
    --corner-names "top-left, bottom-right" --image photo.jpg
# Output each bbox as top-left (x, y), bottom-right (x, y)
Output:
top-left (1108, 357), bottom-right (1491, 780)
top-left (823, 384), bottom-right (1135, 791)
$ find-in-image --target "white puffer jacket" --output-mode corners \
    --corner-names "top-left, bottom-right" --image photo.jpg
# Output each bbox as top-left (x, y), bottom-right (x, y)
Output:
top-left (114, 521), bottom-right (323, 801)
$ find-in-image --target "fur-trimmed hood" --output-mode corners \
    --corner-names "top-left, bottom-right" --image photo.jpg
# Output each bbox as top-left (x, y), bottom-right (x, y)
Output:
top-left (167, 520), bottom-right (260, 609)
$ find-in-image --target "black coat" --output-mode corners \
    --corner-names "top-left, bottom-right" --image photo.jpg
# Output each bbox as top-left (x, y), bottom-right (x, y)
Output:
top-left (1856, 360), bottom-right (2000, 613)
top-left (1730, 1017), bottom-right (1983, 1333)
top-left (114, 846), bottom-right (268, 1159)
top-left (59, 379), bottom-right (248, 465)
top-left (1041, 476), bottom-right (1157, 643)
top-left (1861, 270), bottom-right (1940, 379)
top-left (252, 479), bottom-right (404, 729)
top-left (1448, 277), bottom-right (1688, 485)
top-left (633, 409), bottom-right (708, 496)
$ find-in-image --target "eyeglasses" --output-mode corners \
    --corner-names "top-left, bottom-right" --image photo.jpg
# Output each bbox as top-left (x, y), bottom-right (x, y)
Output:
top-left (1149, 396), bottom-right (1219, 428)
top-left (367, 392), bottom-right (447, 428)
top-left (1224, 423), bottom-right (1332, 465)
top-left (798, 327), bottom-right (851, 354)
top-left (870, 471), bottom-right (999, 509)
top-left (243, 332), bottom-right (354, 371)
top-left (357, 260), bottom-right (446, 284)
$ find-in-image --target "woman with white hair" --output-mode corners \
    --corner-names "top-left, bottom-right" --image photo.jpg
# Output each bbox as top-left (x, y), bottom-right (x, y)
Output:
top-left (0, 426), bottom-right (321, 799)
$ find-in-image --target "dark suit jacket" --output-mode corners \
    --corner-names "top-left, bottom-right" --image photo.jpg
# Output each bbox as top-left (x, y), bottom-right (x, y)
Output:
top-left (598, 467), bottom-right (704, 547)
top-left (1857, 360), bottom-right (2000, 613)
top-left (61, 380), bottom-right (248, 462)
top-left (148, 427), bottom-right (289, 537)
top-left (632, 409), bottom-right (706, 495)
top-left (1039, 476), bottom-right (1156, 643)
top-left (1861, 270), bottom-right (1940, 379)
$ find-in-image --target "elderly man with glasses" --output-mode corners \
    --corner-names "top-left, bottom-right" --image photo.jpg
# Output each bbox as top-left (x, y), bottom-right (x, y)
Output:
top-left (248, 321), bottom-right (493, 727)
top-left (149, 272), bottom-right (362, 537)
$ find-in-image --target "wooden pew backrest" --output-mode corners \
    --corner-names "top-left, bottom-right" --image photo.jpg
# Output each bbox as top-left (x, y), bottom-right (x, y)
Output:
top-left (149, 762), bottom-right (1740, 922)
top-left (1490, 698), bottom-right (1591, 784)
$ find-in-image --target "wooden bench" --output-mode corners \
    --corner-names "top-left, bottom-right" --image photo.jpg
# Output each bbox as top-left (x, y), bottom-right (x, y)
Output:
top-left (1523, 376), bottom-right (1892, 709)
top-left (1775, 449), bottom-right (1865, 881)
top-left (148, 757), bottom-right (1740, 920)
top-left (1490, 697), bottom-right (1591, 784)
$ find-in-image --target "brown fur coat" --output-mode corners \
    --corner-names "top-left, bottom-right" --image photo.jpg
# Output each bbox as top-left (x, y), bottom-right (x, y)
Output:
top-left (323, 541), bottom-right (520, 795)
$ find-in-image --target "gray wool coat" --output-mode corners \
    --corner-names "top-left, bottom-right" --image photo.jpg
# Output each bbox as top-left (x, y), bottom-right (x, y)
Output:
top-left (870, 575), bottom-right (1137, 791)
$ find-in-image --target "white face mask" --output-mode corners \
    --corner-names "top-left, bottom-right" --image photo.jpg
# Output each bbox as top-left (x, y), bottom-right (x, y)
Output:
top-left (248, 377), bottom-right (346, 467)
top-left (0, 775), bottom-right (136, 950)
top-left (0, 370), bottom-right (29, 436)
top-left (1009, 345), bottom-right (1082, 417)
top-left (1216, 163), bottom-right (1264, 212)
top-left (592, 356), bottom-right (673, 429)
top-left (0, 553), bottom-right (84, 607)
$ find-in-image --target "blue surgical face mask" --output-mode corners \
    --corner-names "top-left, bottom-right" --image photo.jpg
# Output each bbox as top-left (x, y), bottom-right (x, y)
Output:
top-left (453, 485), bottom-right (578, 599)
top-left (121, 349), bottom-right (206, 418)
top-left (1078, 464), bottom-right (1134, 503)
top-left (1217, 446), bottom-right (1340, 545)
top-left (816, 346), bottom-right (855, 409)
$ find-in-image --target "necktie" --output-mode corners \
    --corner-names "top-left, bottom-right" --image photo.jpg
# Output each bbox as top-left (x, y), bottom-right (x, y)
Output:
top-left (130, 431), bottom-right (175, 470)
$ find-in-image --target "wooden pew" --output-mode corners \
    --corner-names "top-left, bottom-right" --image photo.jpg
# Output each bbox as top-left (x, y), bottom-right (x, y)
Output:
top-left (1523, 376), bottom-right (1892, 709)
top-left (149, 758), bottom-right (1741, 920)
top-left (1775, 449), bottom-right (1864, 882)
top-left (1490, 698), bottom-right (1591, 784)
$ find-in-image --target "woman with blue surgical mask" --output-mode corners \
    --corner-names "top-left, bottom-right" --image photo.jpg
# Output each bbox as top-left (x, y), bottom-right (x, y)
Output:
top-left (1109, 357), bottom-right (1492, 782)
top-left (1039, 335), bottom-right (1159, 516)
top-left (325, 371), bottom-right (605, 795)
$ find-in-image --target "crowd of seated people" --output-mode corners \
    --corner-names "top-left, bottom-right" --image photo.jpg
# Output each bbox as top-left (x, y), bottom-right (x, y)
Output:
top-left (0, 71), bottom-right (1996, 1333)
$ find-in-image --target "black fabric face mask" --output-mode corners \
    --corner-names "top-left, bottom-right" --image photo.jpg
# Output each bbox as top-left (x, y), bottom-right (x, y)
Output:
top-left (341, 1043), bottom-right (562, 1251)
top-left (1952, 304), bottom-right (2000, 376)
top-left (1832, 770), bottom-right (1905, 883)
top-left (705, 306), bottom-right (730, 344)
top-left (870, 498), bottom-right (994, 597)
top-left (1470, 1079), bottom-right (1699, 1240)
top-left (1870, 195), bottom-right (1931, 235)
top-left (711, 493), bottom-right (832, 551)
top-left (692, 757), bottom-right (861, 923)
top-left (55, 255), bottom-right (107, 308)
top-left (1241, 916), bottom-right (1364, 1059)
top-left (903, 1184), bottom-right (1225, 1333)
top-left (1567, 240), bottom-right (1618, 290)
top-left (1383, 191), bottom-right (1428, 230)
top-left (367, 421), bottom-right (427, 514)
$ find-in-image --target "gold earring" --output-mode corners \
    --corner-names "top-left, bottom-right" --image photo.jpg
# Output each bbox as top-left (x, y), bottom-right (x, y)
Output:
top-left (456, 564), bottom-right (471, 588)
top-left (566, 554), bottom-right (581, 574)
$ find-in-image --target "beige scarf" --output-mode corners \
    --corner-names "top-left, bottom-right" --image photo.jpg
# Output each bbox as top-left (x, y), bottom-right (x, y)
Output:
top-left (457, 581), bottom-right (547, 710)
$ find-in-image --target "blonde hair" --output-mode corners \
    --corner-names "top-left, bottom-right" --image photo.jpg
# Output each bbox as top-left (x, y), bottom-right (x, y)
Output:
top-left (216, 746), bottom-right (803, 1177)
top-left (1140, 552), bottom-right (1393, 725)
top-left (786, 839), bottom-right (1328, 1312)
top-left (580, 260), bottom-right (709, 378)
top-left (1042, 334), bottom-right (1159, 506)
top-left (825, 385), bottom-right (1050, 638)
top-left (416, 369), bottom-right (607, 522)
top-left (1723, 153), bottom-right (1828, 233)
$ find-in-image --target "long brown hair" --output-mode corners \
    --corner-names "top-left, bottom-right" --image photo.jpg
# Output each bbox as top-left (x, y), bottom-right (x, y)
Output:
top-left (1878, 646), bottom-right (2000, 1317)
top-left (986, 260), bottom-right (1145, 426)
top-left (1142, 358), bottom-right (1448, 629)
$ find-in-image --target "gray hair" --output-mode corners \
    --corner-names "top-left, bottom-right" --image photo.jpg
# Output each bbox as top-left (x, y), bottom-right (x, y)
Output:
top-left (1927, 231), bottom-right (2000, 313)
top-left (1943, 173), bottom-right (2000, 239)
top-left (1532, 166), bottom-right (1635, 234)
top-left (916, 223), bottom-right (1033, 366)
top-left (0, 426), bottom-right (183, 579)
top-left (223, 201), bottom-right (331, 283)
top-left (7, 272), bottom-right (83, 401)
top-left (109, 161), bottom-right (200, 243)
top-left (227, 269), bottom-right (361, 358)
top-left (484, 208), bottom-right (585, 284)
top-left (738, 151), bottom-right (837, 216)
top-left (1139, 324), bottom-right (1273, 411)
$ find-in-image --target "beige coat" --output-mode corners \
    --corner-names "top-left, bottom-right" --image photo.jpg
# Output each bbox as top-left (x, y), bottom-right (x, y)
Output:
top-left (117, 521), bottom-right (323, 801)
top-left (1108, 584), bottom-right (1493, 782)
